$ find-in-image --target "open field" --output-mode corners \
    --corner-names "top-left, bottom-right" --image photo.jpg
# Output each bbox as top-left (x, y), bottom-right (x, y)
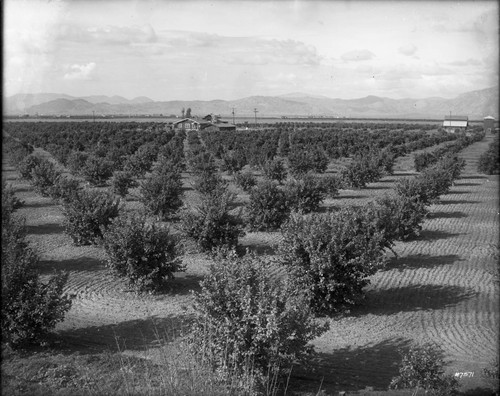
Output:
top-left (2, 128), bottom-right (498, 395)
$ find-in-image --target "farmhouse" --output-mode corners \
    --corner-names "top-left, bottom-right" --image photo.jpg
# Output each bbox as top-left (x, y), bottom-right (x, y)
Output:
top-left (443, 115), bottom-right (468, 133)
top-left (172, 118), bottom-right (212, 131)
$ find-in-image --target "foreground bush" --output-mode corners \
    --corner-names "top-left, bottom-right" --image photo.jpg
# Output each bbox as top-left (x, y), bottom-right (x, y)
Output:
top-left (247, 180), bottom-right (290, 231)
top-left (279, 209), bottom-right (386, 314)
top-left (140, 169), bottom-right (183, 220)
top-left (181, 186), bottom-right (244, 252)
top-left (102, 213), bottom-right (184, 292)
top-left (2, 202), bottom-right (71, 346)
top-left (190, 250), bottom-right (328, 385)
top-left (62, 189), bottom-right (121, 245)
top-left (389, 343), bottom-right (459, 395)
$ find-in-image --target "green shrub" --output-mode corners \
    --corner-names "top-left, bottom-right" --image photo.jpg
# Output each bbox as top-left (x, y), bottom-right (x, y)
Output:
top-left (395, 177), bottom-right (433, 206)
top-left (318, 175), bottom-right (343, 198)
top-left (81, 155), bottom-right (114, 186)
top-left (340, 155), bottom-right (382, 189)
top-left (3, 138), bottom-right (33, 166)
top-left (284, 175), bottom-right (326, 213)
top-left (102, 213), bottom-right (184, 292)
top-left (2, 181), bottom-right (24, 220)
top-left (111, 171), bottom-right (138, 197)
top-left (66, 151), bottom-right (89, 175)
top-left (389, 343), bottom-right (459, 395)
top-left (192, 170), bottom-right (227, 196)
top-left (49, 176), bottom-right (81, 202)
top-left (62, 189), bottom-right (121, 245)
top-left (180, 186), bottom-right (243, 252)
top-left (478, 137), bottom-right (499, 174)
top-left (187, 150), bottom-right (216, 174)
top-left (18, 154), bottom-right (42, 180)
top-left (247, 180), bottom-right (290, 231)
top-left (30, 158), bottom-right (62, 197)
top-left (140, 170), bottom-right (183, 220)
top-left (279, 209), bottom-right (386, 314)
top-left (221, 150), bottom-right (246, 174)
top-left (190, 250), bottom-right (328, 383)
top-left (262, 158), bottom-right (287, 183)
top-left (288, 148), bottom-right (328, 176)
top-left (375, 194), bottom-right (428, 242)
top-left (234, 170), bottom-right (257, 192)
top-left (2, 210), bottom-right (71, 346)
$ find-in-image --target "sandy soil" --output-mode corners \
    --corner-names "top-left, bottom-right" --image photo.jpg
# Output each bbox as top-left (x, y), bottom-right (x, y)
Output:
top-left (3, 133), bottom-right (498, 394)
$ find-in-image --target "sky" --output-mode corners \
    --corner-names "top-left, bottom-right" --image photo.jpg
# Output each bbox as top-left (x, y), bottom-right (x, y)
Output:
top-left (3, 0), bottom-right (499, 101)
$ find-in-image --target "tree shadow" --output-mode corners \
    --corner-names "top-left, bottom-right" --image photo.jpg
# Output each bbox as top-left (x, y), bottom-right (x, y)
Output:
top-left (459, 175), bottom-right (488, 180)
top-left (26, 222), bottom-right (64, 235)
top-left (456, 182), bottom-right (482, 186)
top-left (161, 273), bottom-right (203, 296)
top-left (289, 337), bottom-right (412, 393)
top-left (339, 194), bottom-right (368, 199)
top-left (438, 199), bottom-right (480, 205)
top-left (365, 185), bottom-right (391, 190)
top-left (38, 256), bottom-right (104, 275)
top-left (24, 201), bottom-right (56, 209)
top-left (393, 172), bottom-right (418, 176)
top-left (428, 211), bottom-right (468, 219)
top-left (463, 387), bottom-right (499, 396)
top-left (415, 229), bottom-right (462, 241)
top-left (382, 254), bottom-right (463, 272)
top-left (350, 284), bottom-right (476, 317)
top-left (446, 190), bottom-right (470, 195)
top-left (13, 185), bottom-right (33, 193)
top-left (54, 315), bottom-right (194, 354)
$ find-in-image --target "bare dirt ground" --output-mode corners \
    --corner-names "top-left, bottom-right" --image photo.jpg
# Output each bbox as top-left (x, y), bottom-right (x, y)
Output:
top-left (3, 133), bottom-right (498, 394)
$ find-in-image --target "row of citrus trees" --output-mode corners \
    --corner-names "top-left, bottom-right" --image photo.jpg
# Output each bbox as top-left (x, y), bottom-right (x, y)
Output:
top-left (2, 125), bottom-right (470, 393)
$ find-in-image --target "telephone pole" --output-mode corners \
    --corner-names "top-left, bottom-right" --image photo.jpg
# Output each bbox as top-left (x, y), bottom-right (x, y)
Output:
top-left (232, 107), bottom-right (235, 125)
top-left (253, 108), bottom-right (258, 128)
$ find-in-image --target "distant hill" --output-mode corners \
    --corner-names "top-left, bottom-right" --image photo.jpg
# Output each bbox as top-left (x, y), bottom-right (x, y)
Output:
top-left (4, 87), bottom-right (498, 119)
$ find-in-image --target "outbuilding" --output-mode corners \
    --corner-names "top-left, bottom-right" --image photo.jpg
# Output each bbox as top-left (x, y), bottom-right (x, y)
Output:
top-left (484, 116), bottom-right (495, 133)
top-left (443, 115), bottom-right (468, 133)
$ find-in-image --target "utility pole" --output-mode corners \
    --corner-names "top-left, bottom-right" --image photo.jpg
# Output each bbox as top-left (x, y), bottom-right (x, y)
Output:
top-left (253, 108), bottom-right (258, 128)
top-left (232, 107), bottom-right (235, 125)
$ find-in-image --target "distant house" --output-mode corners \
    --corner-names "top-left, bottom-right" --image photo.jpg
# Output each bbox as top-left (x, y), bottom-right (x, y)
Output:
top-left (172, 118), bottom-right (211, 131)
top-left (171, 115), bottom-right (236, 132)
top-left (443, 115), bottom-right (468, 133)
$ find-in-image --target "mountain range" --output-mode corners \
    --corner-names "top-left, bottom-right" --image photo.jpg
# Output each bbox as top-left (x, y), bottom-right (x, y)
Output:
top-left (4, 87), bottom-right (498, 119)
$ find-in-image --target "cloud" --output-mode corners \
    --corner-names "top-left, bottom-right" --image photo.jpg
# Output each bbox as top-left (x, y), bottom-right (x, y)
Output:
top-left (447, 58), bottom-right (481, 66)
top-left (63, 63), bottom-right (96, 80)
top-left (341, 49), bottom-right (375, 62)
top-left (56, 24), bottom-right (157, 45)
top-left (398, 43), bottom-right (417, 56)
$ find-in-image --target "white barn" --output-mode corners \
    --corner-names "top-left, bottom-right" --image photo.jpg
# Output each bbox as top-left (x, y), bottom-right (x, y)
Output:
top-left (443, 115), bottom-right (468, 133)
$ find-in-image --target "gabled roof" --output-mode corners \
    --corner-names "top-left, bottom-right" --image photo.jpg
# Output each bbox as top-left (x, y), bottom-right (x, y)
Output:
top-left (444, 115), bottom-right (468, 121)
top-left (484, 116), bottom-right (495, 120)
top-left (173, 118), bottom-right (200, 125)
